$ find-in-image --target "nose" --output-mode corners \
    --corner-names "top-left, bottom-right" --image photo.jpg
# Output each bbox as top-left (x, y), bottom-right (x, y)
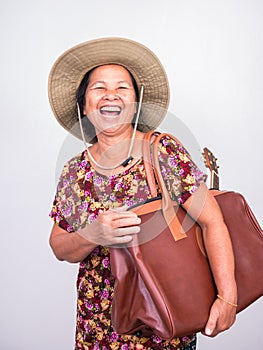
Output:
top-left (103, 89), bottom-right (120, 100)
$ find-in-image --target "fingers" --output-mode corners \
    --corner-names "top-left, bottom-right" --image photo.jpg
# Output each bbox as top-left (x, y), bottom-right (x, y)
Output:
top-left (204, 304), bottom-right (219, 337)
top-left (78, 208), bottom-right (142, 246)
top-left (113, 224), bottom-right (141, 237)
top-left (111, 215), bottom-right (141, 230)
top-left (102, 208), bottom-right (141, 229)
top-left (105, 212), bottom-right (141, 243)
top-left (204, 319), bottom-right (216, 337)
top-left (78, 230), bottom-right (133, 246)
top-left (106, 234), bottom-right (134, 247)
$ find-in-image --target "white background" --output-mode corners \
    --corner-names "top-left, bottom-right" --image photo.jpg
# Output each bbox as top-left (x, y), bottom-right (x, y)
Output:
top-left (0, 0), bottom-right (262, 349)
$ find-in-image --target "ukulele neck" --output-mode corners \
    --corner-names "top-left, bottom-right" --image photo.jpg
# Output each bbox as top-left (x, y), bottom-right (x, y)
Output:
top-left (210, 170), bottom-right (219, 190)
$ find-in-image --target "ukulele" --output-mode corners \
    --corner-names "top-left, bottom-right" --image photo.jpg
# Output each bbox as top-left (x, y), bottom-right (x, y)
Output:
top-left (203, 147), bottom-right (220, 190)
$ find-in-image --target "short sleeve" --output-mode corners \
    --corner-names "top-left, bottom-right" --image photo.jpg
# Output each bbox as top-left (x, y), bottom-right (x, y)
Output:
top-left (158, 135), bottom-right (207, 204)
top-left (49, 153), bottom-right (89, 233)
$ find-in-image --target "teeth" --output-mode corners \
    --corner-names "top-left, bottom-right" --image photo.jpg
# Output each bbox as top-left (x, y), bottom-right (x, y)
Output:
top-left (100, 106), bottom-right (121, 112)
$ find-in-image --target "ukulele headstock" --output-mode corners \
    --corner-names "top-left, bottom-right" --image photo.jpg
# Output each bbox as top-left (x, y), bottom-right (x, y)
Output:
top-left (203, 147), bottom-right (219, 174)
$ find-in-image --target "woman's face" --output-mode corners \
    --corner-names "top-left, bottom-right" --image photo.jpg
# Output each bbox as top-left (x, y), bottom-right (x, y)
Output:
top-left (83, 64), bottom-right (137, 137)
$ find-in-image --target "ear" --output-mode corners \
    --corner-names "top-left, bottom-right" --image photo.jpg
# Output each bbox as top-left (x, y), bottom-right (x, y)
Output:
top-left (83, 102), bottom-right (88, 116)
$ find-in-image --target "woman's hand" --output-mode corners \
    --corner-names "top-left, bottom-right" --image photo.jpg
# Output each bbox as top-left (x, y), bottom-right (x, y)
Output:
top-left (49, 206), bottom-right (140, 263)
top-left (77, 206), bottom-right (141, 246)
top-left (204, 296), bottom-right (237, 337)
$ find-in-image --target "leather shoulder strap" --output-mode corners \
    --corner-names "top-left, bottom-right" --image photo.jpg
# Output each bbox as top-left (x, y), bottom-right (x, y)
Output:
top-left (143, 131), bottom-right (187, 241)
top-left (142, 131), bottom-right (160, 197)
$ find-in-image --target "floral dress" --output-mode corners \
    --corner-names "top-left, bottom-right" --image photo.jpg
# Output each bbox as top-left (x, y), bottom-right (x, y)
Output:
top-left (50, 135), bottom-right (207, 350)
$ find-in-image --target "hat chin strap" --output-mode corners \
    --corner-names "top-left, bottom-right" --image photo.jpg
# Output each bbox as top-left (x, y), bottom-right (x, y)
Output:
top-left (77, 85), bottom-right (144, 170)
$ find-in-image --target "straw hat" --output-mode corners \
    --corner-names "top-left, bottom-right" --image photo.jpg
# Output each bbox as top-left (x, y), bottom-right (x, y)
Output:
top-left (48, 37), bottom-right (170, 141)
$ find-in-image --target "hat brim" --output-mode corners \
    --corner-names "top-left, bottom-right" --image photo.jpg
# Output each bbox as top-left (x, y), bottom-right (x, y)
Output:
top-left (48, 37), bottom-right (170, 141)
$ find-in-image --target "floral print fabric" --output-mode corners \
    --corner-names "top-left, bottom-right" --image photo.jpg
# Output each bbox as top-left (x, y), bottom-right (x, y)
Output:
top-left (50, 135), bottom-right (206, 349)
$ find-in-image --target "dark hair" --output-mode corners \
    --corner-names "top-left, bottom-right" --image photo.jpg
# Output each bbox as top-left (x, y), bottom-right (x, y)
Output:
top-left (76, 65), bottom-right (139, 143)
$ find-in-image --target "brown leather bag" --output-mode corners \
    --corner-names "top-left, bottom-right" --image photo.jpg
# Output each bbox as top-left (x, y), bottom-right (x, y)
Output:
top-left (110, 131), bottom-right (263, 339)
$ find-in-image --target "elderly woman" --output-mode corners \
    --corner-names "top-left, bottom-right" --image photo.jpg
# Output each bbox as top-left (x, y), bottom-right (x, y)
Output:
top-left (48, 38), bottom-right (237, 349)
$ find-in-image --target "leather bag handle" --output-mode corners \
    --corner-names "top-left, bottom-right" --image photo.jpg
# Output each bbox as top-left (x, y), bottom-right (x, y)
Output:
top-left (143, 131), bottom-right (187, 241)
top-left (142, 131), bottom-right (158, 197)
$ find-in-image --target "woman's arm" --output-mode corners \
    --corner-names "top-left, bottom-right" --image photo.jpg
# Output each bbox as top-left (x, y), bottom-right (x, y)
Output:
top-left (182, 182), bottom-right (237, 337)
top-left (49, 207), bottom-right (141, 263)
top-left (49, 224), bottom-right (97, 263)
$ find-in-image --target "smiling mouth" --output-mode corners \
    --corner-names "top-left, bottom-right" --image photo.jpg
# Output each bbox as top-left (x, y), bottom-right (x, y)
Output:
top-left (100, 106), bottom-right (122, 116)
